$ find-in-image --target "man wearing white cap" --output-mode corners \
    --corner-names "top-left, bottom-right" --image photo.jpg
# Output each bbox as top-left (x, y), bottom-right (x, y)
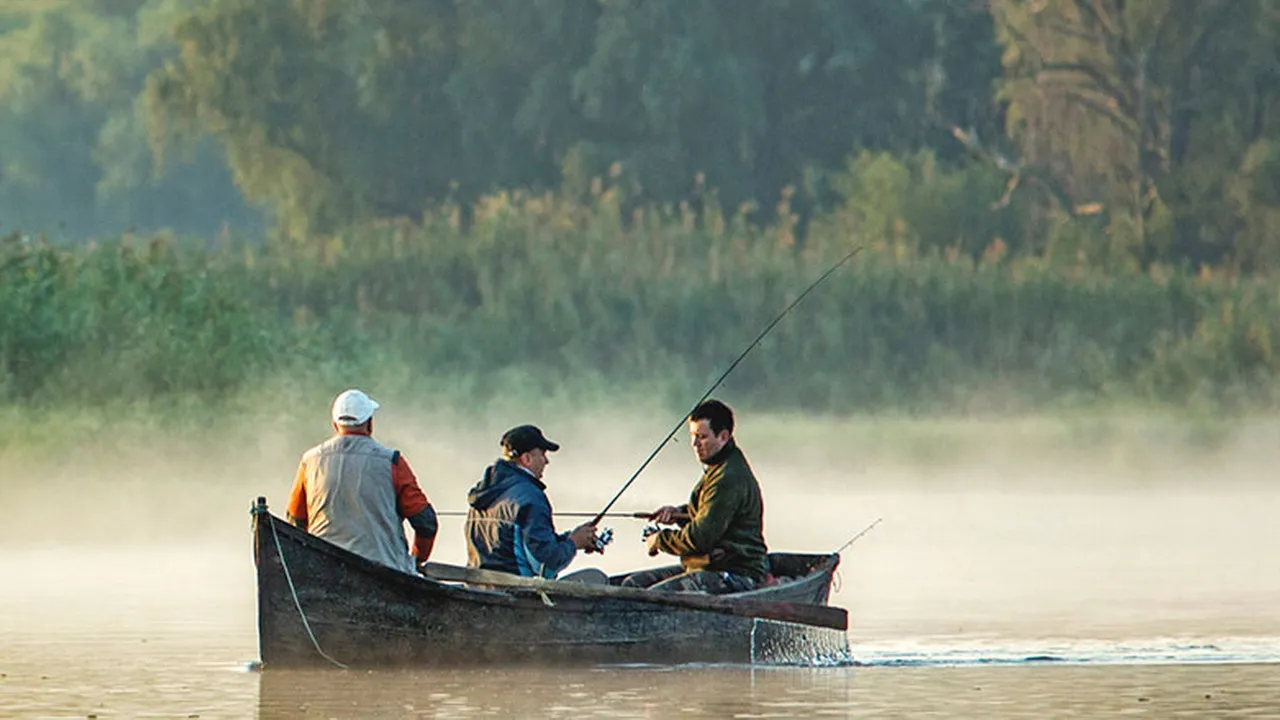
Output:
top-left (286, 389), bottom-right (438, 573)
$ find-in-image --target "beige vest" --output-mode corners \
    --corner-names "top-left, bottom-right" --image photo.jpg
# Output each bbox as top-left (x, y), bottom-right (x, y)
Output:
top-left (300, 434), bottom-right (415, 574)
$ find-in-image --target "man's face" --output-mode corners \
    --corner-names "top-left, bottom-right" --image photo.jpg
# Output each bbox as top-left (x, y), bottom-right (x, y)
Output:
top-left (520, 447), bottom-right (550, 479)
top-left (689, 419), bottom-right (729, 463)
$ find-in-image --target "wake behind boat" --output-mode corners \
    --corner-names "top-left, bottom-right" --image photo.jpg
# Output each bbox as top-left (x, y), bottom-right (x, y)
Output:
top-left (251, 498), bottom-right (851, 668)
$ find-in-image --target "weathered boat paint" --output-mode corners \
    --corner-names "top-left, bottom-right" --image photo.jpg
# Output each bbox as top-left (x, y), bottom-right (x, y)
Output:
top-left (252, 498), bottom-right (850, 667)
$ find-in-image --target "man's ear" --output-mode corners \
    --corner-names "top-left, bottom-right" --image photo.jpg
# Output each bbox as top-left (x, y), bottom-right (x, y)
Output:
top-left (717, 430), bottom-right (731, 444)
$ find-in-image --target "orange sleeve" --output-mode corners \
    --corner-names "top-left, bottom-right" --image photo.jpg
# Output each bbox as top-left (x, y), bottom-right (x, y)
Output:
top-left (393, 455), bottom-right (435, 563)
top-left (392, 455), bottom-right (430, 518)
top-left (286, 462), bottom-right (309, 526)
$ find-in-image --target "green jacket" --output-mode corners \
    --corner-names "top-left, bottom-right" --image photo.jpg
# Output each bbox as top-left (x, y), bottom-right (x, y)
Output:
top-left (652, 440), bottom-right (769, 580)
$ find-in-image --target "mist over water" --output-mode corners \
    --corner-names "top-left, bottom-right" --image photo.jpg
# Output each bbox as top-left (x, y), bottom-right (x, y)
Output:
top-left (1, 409), bottom-right (1278, 716)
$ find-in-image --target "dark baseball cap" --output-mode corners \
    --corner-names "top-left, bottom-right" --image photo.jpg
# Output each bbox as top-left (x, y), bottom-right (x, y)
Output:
top-left (501, 425), bottom-right (560, 456)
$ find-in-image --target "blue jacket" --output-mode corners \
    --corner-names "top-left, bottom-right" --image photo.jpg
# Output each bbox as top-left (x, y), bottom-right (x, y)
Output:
top-left (464, 459), bottom-right (577, 578)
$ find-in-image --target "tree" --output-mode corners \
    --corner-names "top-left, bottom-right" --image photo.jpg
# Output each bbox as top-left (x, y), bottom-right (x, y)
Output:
top-left (146, 0), bottom-right (1005, 237)
top-left (0, 2), bottom-right (255, 240)
top-left (993, 0), bottom-right (1280, 267)
top-left (570, 0), bottom-right (986, 220)
top-left (146, 0), bottom-right (603, 237)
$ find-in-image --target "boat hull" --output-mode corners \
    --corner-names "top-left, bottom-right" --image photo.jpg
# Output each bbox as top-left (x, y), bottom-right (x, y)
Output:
top-left (254, 502), bottom-right (849, 668)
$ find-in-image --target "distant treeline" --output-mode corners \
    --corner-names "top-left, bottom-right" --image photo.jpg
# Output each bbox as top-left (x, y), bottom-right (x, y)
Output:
top-left (2, 1), bottom-right (1279, 271)
top-left (3, 196), bottom-right (1277, 414)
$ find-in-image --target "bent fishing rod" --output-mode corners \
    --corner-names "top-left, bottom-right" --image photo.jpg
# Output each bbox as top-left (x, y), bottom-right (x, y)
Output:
top-left (589, 245), bottom-right (864, 526)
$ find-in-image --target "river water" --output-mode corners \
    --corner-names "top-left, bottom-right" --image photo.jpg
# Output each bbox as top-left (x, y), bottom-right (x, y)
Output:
top-left (2, 417), bottom-right (1279, 717)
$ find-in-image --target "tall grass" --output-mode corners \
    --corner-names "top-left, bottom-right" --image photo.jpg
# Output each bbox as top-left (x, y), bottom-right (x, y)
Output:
top-left (3, 189), bottom-right (1279, 426)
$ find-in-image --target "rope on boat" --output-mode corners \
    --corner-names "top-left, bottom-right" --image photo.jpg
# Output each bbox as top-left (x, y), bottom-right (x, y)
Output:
top-left (268, 517), bottom-right (349, 670)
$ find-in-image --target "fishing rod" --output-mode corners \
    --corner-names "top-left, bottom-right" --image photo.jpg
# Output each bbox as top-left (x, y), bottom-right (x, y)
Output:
top-left (590, 245), bottom-right (864, 526)
top-left (834, 517), bottom-right (882, 555)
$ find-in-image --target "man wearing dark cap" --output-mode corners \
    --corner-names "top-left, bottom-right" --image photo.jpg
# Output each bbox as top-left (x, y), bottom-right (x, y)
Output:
top-left (464, 424), bottom-right (599, 579)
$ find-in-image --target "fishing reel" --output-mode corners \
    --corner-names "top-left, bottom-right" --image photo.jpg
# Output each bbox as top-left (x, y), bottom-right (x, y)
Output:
top-left (641, 523), bottom-right (661, 540)
top-left (588, 527), bottom-right (614, 554)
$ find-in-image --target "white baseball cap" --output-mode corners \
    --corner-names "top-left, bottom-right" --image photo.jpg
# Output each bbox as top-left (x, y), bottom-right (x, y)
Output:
top-left (331, 389), bottom-right (380, 426)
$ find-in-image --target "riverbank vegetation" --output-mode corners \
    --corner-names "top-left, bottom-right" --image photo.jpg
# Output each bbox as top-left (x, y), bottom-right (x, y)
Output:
top-left (3, 1), bottom-right (1279, 441)
top-left (4, 188), bottom-right (1277, 427)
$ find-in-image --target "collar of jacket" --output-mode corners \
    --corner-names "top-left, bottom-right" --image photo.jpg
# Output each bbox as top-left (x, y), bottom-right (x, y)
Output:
top-left (498, 458), bottom-right (547, 490)
top-left (703, 439), bottom-right (738, 467)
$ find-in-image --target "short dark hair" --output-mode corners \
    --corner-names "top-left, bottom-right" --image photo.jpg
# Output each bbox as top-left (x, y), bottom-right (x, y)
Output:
top-left (689, 399), bottom-right (734, 436)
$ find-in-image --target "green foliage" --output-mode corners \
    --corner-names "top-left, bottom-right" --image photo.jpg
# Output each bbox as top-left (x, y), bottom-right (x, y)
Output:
top-left (822, 150), bottom-right (1026, 258)
top-left (0, 230), bottom-right (273, 404)
top-left (4, 197), bottom-right (1279, 417)
top-left (1, 0), bottom-right (1279, 284)
top-left (143, 0), bottom-right (1001, 234)
top-left (992, 0), bottom-right (1280, 268)
top-left (0, 1), bottom-right (257, 239)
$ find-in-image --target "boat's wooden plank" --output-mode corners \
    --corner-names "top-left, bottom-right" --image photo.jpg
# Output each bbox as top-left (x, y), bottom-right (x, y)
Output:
top-left (420, 562), bottom-right (848, 631)
top-left (253, 505), bottom-right (850, 666)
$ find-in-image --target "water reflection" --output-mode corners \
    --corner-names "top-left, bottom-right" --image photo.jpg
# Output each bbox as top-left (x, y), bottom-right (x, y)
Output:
top-left (256, 665), bottom-right (858, 719)
top-left (255, 663), bottom-right (1280, 719)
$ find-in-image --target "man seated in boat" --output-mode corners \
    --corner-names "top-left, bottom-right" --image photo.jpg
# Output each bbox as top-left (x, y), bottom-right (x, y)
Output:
top-left (623, 399), bottom-right (769, 594)
top-left (465, 425), bottom-right (602, 581)
top-left (285, 389), bottom-right (439, 574)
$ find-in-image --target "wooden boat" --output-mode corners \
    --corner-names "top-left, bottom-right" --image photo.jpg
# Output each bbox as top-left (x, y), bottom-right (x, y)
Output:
top-left (251, 497), bottom-right (851, 668)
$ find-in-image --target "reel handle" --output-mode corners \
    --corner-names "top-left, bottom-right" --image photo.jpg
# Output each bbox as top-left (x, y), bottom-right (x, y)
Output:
top-left (587, 526), bottom-right (614, 554)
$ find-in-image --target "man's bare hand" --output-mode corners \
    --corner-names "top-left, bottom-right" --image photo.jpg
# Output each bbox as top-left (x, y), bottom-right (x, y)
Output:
top-left (569, 522), bottom-right (598, 551)
top-left (645, 530), bottom-right (662, 557)
top-left (649, 505), bottom-right (682, 524)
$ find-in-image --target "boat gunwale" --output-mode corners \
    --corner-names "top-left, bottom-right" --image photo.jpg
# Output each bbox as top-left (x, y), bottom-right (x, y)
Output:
top-left (255, 506), bottom-right (839, 614)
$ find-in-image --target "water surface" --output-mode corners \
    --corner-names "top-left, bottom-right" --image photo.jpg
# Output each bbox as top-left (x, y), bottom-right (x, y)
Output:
top-left (2, 417), bottom-right (1279, 717)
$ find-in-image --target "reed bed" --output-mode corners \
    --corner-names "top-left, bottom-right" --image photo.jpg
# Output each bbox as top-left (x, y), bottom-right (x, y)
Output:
top-left (3, 192), bottom-right (1278, 422)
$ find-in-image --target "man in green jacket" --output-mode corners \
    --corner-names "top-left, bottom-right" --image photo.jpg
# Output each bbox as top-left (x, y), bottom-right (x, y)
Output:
top-left (622, 399), bottom-right (769, 594)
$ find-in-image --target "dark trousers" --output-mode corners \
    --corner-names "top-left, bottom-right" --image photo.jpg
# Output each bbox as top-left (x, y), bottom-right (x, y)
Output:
top-left (621, 566), bottom-right (758, 594)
